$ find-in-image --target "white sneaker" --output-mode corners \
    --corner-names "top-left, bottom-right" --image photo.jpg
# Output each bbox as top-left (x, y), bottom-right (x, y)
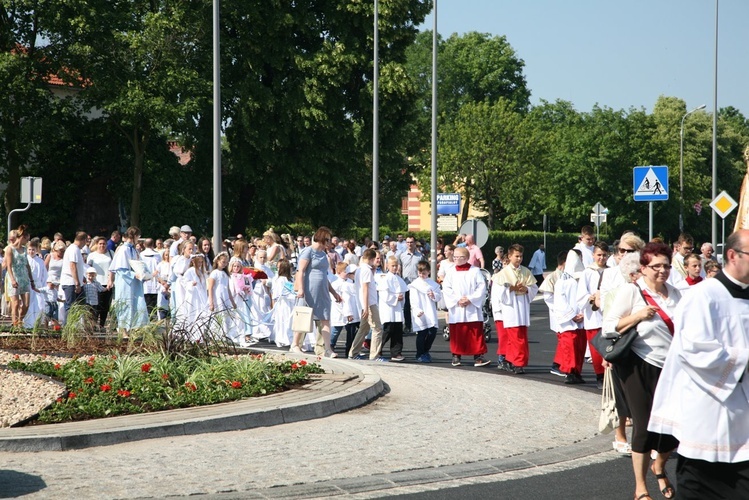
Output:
top-left (324, 350), bottom-right (338, 358)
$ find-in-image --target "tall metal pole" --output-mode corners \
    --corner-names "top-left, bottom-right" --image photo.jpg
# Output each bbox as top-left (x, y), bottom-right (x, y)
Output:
top-left (372, 0), bottom-right (380, 242)
top-left (429, 2), bottom-right (438, 279)
top-left (711, 0), bottom-right (719, 249)
top-left (680, 104), bottom-right (706, 233)
top-left (212, 0), bottom-right (222, 252)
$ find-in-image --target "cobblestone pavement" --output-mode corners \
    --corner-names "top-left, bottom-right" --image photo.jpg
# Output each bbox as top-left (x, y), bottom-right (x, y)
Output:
top-left (0, 361), bottom-right (602, 498)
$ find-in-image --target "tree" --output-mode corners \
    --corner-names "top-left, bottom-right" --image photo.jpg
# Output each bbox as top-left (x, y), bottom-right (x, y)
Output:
top-left (220, 0), bottom-right (431, 233)
top-left (438, 99), bottom-right (534, 229)
top-left (0, 1), bottom-right (60, 217)
top-left (46, 0), bottom-right (210, 227)
top-left (406, 30), bottom-right (531, 208)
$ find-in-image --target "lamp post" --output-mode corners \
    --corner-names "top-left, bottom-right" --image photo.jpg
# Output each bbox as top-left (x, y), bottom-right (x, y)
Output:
top-left (429, 0), bottom-right (438, 279)
top-left (372, 0), bottom-right (379, 242)
top-left (679, 104), bottom-right (706, 233)
top-left (711, 0), bottom-right (719, 249)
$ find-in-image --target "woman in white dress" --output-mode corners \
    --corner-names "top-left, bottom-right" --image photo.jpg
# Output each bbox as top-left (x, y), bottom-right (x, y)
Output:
top-left (181, 254), bottom-right (209, 339)
top-left (207, 252), bottom-right (236, 342)
top-left (228, 257), bottom-right (254, 345)
top-left (270, 260), bottom-right (295, 347)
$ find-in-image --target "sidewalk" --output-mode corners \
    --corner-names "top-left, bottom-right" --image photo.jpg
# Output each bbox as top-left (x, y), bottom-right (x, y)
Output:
top-left (0, 355), bottom-right (608, 499)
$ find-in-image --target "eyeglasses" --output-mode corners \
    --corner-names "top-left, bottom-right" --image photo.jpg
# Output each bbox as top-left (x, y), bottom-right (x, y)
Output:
top-left (646, 264), bottom-right (672, 272)
top-left (734, 249), bottom-right (749, 257)
top-left (681, 246), bottom-right (694, 252)
top-left (618, 247), bottom-right (636, 254)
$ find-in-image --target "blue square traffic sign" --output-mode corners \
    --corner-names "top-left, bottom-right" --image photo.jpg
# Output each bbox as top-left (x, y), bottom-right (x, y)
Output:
top-left (633, 166), bottom-right (669, 201)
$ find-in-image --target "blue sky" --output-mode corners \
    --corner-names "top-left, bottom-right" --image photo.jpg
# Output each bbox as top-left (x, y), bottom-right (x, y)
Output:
top-left (419, 0), bottom-right (748, 117)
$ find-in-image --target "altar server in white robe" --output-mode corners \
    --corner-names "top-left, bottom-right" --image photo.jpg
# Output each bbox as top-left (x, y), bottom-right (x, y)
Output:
top-left (108, 227), bottom-right (148, 332)
top-left (494, 244), bottom-right (538, 373)
top-left (443, 247), bottom-right (491, 367)
top-left (649, 229), bottom-right (749, 499)
top-left (408, 260), bottom-right (441, 362)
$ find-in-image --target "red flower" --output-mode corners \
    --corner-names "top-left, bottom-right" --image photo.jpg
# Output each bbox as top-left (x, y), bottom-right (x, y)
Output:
top-left (13, 354), bottom-right (19, 360)
top-left (230, 381), bottom-right (242, 389)
top-left (100, 384), bottom-right (112, 392)
top-left (54, 363), bottom-right (61, 370)
top-left (84, 377), bottom-right (94, 384)
top-left (53, 324), bottom-right (61, 331)
top-left (185, 382), bottom-right (197, 392)
top-left (111, 355), bottom-right (118, 360)
top-left (291, 363), bottom-right (299, 370)
top-left (299, 360), bottom-right (307, 366)
top-left (68, 392), bottom-right (76, 399)
top-left (56, 397), bottom-right (63, 403)
top-left (117, 389), bottom-right (131, 397)
top-left (161, 373), bottom-right (169, 380)
top-left (141, 363), bottom-right (152, 373)
top-left (42, 354), bottom-right (47, 358)
top-left (88, 356), bottom-right (96, 362)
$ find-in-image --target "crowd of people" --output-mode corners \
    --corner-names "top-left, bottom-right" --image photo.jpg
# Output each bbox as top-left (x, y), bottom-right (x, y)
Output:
top-left (2, 219), bottom-right (748, 497)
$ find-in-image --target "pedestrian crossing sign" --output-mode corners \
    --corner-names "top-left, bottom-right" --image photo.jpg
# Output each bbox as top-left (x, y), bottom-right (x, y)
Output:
top-left (633, 166), bottom-right (668, 201)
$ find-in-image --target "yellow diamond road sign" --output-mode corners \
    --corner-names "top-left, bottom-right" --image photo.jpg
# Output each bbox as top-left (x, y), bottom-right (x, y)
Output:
top-left (710, 191), bottom-right (738, 219)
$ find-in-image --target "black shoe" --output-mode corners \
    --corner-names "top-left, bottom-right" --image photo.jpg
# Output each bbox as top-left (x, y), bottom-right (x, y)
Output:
top-left (498, 360), bottom-right (514, 372)
top-left (565, 373), bottom-right (584, 385)
top-left (596, 375), bottom-right (604, 390)
top-left (451, 355), bottom-right (462, 367)
top-left (512, 366), bottom-right (525, 375)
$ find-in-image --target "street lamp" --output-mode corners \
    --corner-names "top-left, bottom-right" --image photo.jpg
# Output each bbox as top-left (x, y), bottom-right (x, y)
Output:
top-left (711, 0), bottom-right (719, 249)
top-left (679, 104), bottom-right (706, 232)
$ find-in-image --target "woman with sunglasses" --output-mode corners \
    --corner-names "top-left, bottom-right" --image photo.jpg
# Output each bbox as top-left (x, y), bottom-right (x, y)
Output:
top-left (602, 242), bottom-right (682, 500)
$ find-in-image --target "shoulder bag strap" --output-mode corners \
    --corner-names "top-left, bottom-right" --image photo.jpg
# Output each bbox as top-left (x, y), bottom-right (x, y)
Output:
top-left (634, 283), bottom-right (674, 335)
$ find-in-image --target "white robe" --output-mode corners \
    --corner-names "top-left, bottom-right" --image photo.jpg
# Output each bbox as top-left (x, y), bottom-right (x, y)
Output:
top-left (108, 243), bottom-right (148, 331)
top-left (408, 277), bottom-right (441, 331)
top-left (331, 278), bottom-right (359, 328)
top-left (575, 266), bottom-right (605, 329)
top-left (538, 269), bottom-right (562, 332)
top-left (494, 265), bottom-right (538, 328)
top-left (181, 268), bottom-right (209, 338)
top-left (442, 266), bottom-right (486, 324)
top-left (376, 272), bottom-right (407, 324)
top-left (24, 254), bottom-right (47, 328)
top-left (648, 275), bottom-right (749, 463)
top-left (270, 276), bottom-right (295, 347)
top-left (553, 274), bottom-right (582, 332)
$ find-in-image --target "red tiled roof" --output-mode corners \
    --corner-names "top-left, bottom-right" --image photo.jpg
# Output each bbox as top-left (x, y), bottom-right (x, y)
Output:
top-left (168, 141), bottom-right (192, 166)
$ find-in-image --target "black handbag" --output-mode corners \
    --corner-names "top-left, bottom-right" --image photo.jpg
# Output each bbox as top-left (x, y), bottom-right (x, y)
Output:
top-left (590, 326), bottom-right (637, 363)
top-left (591, 283), bottom-right (650, 363)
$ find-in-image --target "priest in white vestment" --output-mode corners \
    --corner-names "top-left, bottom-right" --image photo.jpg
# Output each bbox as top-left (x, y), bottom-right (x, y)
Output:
top-left (649, 229), bottom-right (749, 498)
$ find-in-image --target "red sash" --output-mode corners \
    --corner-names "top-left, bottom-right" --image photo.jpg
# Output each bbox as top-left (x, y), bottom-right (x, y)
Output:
top-left (638, 287), bottom-right (675, 335)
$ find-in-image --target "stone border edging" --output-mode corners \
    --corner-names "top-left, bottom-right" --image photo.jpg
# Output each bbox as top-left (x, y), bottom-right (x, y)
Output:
top-left (0, 356), bottom-right (384, 452)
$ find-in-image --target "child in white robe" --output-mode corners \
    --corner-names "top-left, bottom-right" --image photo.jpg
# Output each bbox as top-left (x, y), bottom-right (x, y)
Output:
top-left (408, 261), bottom-right (441, 362)
top-left (250, 250), bottom-right (274, 340)
top-left (330, 263), bottom-right (360, 356)
top-left (24, 240), bottom-right (47, 328)
top-left (181, 254), bottom-right (209, 340)
top-left (229, 257), bottom-right (255, 346)
top-left (377, 256), bottom-right (408, 361)
top-left (270, 261), bottom-right (295, 347)
top-left (207, 252), bottom-right (237, 342)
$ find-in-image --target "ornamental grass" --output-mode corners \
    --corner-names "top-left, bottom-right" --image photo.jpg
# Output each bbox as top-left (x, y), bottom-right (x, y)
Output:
top-left (8, 353), bottom-right (323, 424)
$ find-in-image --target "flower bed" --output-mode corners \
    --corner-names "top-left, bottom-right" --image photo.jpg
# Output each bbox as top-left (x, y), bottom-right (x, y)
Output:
top-left (7, 353), bottom-right (324, 424)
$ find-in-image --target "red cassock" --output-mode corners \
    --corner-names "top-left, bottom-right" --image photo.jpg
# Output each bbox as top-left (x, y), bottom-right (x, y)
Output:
top-left (449, 321), bottom-right (487, 356)
top-left (557, 328), bottom-right (586, 375)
